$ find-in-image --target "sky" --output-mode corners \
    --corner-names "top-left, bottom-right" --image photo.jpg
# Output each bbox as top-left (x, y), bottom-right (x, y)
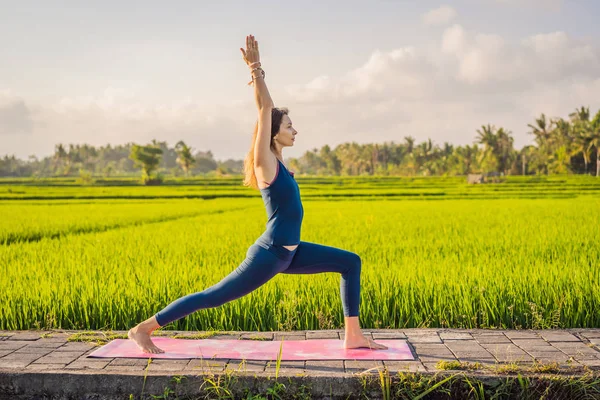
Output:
top-left (1, 0), bottom-right (600, 161)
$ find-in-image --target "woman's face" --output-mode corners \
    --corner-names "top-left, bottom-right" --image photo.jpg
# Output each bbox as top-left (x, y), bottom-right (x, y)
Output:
top-left (274, 115), bottom-right (297, 147)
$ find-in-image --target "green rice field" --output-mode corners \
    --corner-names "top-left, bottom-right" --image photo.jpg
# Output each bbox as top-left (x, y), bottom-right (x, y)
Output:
top-left (1, 175), bottom-right (599, 332)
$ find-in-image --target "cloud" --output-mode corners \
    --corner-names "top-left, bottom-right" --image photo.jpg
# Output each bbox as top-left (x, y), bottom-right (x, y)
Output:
top-left (491, 0), bottom-right (562, 11)
top-left (0, 92), bottom-right (34, 136)
top-left (3, 22), bottom-right (600, 161)
top-left (422, 6), bottom-right (457, 26)
top-left (1, 88), bottom-right (259, 160)
top-left (281, 25), bottom-right (600, 150)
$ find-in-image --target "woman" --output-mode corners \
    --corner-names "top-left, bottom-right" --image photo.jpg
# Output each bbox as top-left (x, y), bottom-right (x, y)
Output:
top-left (128, 35), bottom-right (387, 353)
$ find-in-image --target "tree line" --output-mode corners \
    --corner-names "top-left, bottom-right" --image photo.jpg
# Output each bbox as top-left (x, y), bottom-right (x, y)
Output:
top-left (1, 106), bottom-right (599, 180)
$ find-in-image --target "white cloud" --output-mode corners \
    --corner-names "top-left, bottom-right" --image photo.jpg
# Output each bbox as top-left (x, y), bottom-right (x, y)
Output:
top-left (2, 23), bottom-right (600, 161)
top-left (422, 5), bottom-right (458, 26)
top-left (491, 0), bottom-right (562, 11)
top-left (1, 89), bottom-right (259, 160)
top-left (281, 25), bottom-right (600, 150)
top-left (0, 92), bottom-right (34, 136)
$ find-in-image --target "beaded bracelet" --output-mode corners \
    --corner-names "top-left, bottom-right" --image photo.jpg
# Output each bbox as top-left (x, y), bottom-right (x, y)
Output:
top-left (247, 68), bottom-right (266, 86)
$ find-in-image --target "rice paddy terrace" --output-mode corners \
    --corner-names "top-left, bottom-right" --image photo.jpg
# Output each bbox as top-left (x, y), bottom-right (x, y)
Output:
top-left (1, 175), bottom-right (599, 332)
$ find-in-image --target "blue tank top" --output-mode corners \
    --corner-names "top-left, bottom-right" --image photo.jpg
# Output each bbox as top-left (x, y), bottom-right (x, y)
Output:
top-left (256, 158), bottom-right (304, 246)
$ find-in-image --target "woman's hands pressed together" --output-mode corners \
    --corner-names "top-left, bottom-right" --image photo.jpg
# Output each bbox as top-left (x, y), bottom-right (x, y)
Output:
top-left (242, 34), bottom-right (272, 107)
top-left (240, 35), bottom-right (260, 68)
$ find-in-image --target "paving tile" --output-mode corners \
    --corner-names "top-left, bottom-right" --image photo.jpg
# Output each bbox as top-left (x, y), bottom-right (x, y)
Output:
top-left (240, 332), bottom-right (274, 341)
top-left (344, 360), bottom-right (384, 374)
top-left (340, 332), bottom-right (373, 341)
top-left (65, 360), bottom-right (111, 370)
top-left (306, 331), bottom-right (339, 339)
top-left (0, 359), bottom-right (35, 369)
top-left (405, 335), bottom-right (442, 344)
top-left (0, 350), bottom-right (14, 357)
top-left (480, 343), bottom-right (529, 353)
top-left (185, 358), bottom-right (228, 373)
top-left (456, 357), bottom-right (498, 364)
top-left (528, 352), bottom-right (573, 362)
top-left (25, 363), bottom-right (67, 370)
top-left (372, 332), bottom-right (407, 339)
top-left (539, 332), bottom-right (580, 342)
top-left (402, 329), bottom-right (441, 334)
top-left (147, 359), bottom-right (189, 372)
top-left (578, 330), bottom-right (600, 339)
top-left (33, 355), bottom-right (84, 364)
top-left (39, 350), bottom-right (86, 358)
top-left (473, 336), bottom-right (512, 344)
top-left (510, 339), bottom-right (550, 346)
top-left (1, 353), bottom-right (44, 362)
top-left (273, 333), bottom-right (306, 341)
top-left (13, 347), bottom-right (54, 356)
top-left (440, 332), bottom-right (474, 341)
top-left (491, 353), bottom-right (534, 363)
top-left (504, 331), bottom-right (540, 339)
top-left (519, 345), bottom-right (556, 353)
top-left (304, 360), bottom-right (344, 374)
top-left (7, 332), bottom-right (43, 341)
top-left (0, 332), bottom-right (15, 338)
top-left (264, 360), bottom-right (305, 374)
top-left (444, 342), bottom-right (489, 352)
top-left (470, 330), bottom-right (508, 336)
top-left (576, 359), bottom-right (600, 367)
top-left (104, 365), bottom-right (148, 371)
top-left (415, 350), bottom-right (455, 359)
top-left (0, 341), bottom-right (30, 350)
top-left (413, 346), bottom-right (454, 358)
top-left (227, 359), bottom-right (268, 372)
top-left (197, 333), bottom-right (240, 340)
top-left (422, 361), bottom-right (445, 371)
top-left (383, 360), bottom-right (427, 373)
top-left (39, 332), bottom-right (71, 339)
top-left (450, 349), bottom-right (495, 360)
top-left (550, 343), bottom-right (600, 359)
top-left (55, 342), bottom-right (98, 351)
top-left (107, 358), bottom-right (151, 367)
top-left (14, 341), bottom-right (66, 350)
top-left (419, 355), bottom-right (458, 363)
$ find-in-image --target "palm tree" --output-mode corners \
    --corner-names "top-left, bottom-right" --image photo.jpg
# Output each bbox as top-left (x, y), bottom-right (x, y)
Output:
top-left (567, 108), bottom-right (594, 175)
top-left (458, 144), bottom-right (479, 174)
top-left (528, 114), bottom-right (554, 147)
top-left (520, 145), bottom-right (537, 175)
top-left (53, 144), bottom-right (67, 174)
top-left (476, 124), bottom-right (499, 173)
top-left (589, 110), bottom-right (600, 177)
top-left (572, 126), bottom-right (592, 174)
top-left (403, 136), bottom-right (415, 155)
top-left (569, 106), bottom-right (590, 124)
top-left (174, 141), bottom-right (196, 176)
top-left (527, 115), bottom-right (556, 175)
top-left (496, 127), bottom-right (514, 175)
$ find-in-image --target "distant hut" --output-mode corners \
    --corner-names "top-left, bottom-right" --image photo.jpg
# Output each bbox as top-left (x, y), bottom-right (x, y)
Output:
top-left (467, 174), bottom-right (484, 184)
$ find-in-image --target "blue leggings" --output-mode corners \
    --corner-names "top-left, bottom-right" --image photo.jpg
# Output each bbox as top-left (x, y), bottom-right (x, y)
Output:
top-left (154, 240), bottom-right (362, 327)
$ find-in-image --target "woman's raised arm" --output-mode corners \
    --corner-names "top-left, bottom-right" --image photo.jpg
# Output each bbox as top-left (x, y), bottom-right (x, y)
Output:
top-left (240, 35), bottom-right (274, 167)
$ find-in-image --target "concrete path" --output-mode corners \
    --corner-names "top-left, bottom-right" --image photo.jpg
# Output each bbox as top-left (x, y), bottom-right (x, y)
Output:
top-left (2, 328), bottom-right (600, 398)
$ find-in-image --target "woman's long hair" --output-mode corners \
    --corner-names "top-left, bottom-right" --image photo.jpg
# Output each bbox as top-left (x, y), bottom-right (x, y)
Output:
top-left (243, 107), bottom-right (289, 190)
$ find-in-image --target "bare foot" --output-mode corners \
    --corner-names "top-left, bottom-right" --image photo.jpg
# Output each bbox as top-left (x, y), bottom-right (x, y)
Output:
top-left (343, 335), bottom-right (388, 350)
top-left (127, 327), bottom-right (165, 354)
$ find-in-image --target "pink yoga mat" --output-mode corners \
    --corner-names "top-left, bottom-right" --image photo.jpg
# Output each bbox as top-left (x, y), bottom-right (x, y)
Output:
top-left (88, 338), bottom-right (414, 361)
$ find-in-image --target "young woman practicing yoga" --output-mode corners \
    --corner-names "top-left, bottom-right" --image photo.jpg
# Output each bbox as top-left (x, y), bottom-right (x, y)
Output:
top-left (128, 34), bottom-right (387, 353)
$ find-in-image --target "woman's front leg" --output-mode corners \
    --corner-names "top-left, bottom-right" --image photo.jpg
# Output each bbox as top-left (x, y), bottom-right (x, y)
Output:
top-left (282, 241), bottom-right (387, 350)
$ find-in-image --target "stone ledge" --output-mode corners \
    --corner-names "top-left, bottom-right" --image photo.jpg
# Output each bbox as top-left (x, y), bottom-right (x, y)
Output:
top-left (1, 367), bottom-right (599, 400)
